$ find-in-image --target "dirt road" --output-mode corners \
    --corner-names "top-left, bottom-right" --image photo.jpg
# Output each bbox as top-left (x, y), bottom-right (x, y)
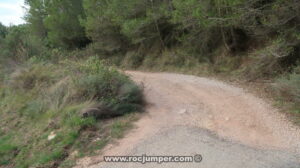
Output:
top-left (76, 71), bottom-right (300, 168)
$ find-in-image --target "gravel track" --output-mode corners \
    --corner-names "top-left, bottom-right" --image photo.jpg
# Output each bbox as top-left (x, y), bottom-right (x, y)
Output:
top-left (75, 71), bottom-right (300, 168)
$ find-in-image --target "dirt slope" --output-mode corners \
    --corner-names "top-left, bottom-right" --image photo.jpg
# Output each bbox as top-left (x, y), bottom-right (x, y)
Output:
top-left (75, 71), bottom-right (300, 168)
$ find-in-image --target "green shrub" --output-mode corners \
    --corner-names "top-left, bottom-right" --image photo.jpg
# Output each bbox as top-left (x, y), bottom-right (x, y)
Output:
top-left (0, 25), bottom-right (47, 61)
top-left (276, 72), bottom-right (300, 105)
top-left (118, 83), bottom-right (143, 104)
top-left (21, 100), bottom-right (46, 119)
top-left (9, 63), bottom-right (59, 90)
top-left (240, 38), bottom-right (297, 80)
top-left (70, 57), bottom-right (144, 116)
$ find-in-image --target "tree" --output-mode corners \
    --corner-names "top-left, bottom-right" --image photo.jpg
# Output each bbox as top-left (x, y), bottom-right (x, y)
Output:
top-left (0, 22), bottom-right (7, 60)
top-left (25, 0), bottom-right (48, 39)
top-left (0, 22), bottom-right (7, 38)
top-left (83, 0), bottom-right (171, 54)
top-left (83, 0), bottom-right (126, 53)
top-left (44, 0), bottom-right (89, 49)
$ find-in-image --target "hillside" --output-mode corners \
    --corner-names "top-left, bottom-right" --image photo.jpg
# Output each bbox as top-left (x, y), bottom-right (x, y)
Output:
top-left (0, 0), bottom-right (299, 167)
top-left (0, 57), bottom-right (143, 167)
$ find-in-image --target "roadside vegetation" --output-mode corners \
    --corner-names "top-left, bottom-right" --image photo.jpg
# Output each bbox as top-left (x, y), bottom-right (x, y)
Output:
top-left (0, 56), bottom-right (143, 167)
top-left (0, 0), bottom-right (299, 167)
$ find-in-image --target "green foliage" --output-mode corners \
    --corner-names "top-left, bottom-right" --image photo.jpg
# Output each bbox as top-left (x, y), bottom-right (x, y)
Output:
top-left (10, 63), bottom-right (59, 90)
top-left (273, 65), bottom-right (300, 121)
top-left (83, 0), bottom-right (124, 53)
top-left (240, 39), bottom-right (295, 80)
top-left (0, 22), bottom-right (7, 38)
top-left (20, 0), bottom-right (300, 63)
top-left (0, 25), bottom-right (46, 61)
top-left (44, 0), bottom-right (89, 49)
top-left (25, 0), bottom-right (90, 49)
top-left (110, 119), bottom-right (132, 138)
top-left (83, 0), bottom-right (171, 54)
top-left (0, 23), bottom-right (7, 62)
top-left (21, 100), bottom-right (46, 119)
top-left (36, 149), bottom-right (64, 165)
top-left (70, 57), bottom-right (144, 116)
top-left (110, 122), bottom-right (126, 138)
top-left (25, 0), bottom-right (48, 39)
top-left (0, 135), bottom-right (18, 166)
top-left (276, 71), bottom-right (300, 105)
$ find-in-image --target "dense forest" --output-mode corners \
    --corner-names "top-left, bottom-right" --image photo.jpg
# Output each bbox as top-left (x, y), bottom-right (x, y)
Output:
top-left (0, 0), bottom-right (300, 167)
top-left (0, 0), bottom-right (299, 76)
top-left (1, 0), bottom-right (299, 69)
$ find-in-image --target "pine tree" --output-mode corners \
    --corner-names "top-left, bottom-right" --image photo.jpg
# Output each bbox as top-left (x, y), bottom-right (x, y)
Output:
top-left (25, 0), bottom-right (48, 39)
top-left (44, 0), bottom-right (89, 49)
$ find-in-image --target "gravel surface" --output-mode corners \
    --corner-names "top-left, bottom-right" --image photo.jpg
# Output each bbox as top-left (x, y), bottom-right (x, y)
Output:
top-left (95, 126), bottom-right (299, 168)
top-left (75, 71), bottom-right (300, 168)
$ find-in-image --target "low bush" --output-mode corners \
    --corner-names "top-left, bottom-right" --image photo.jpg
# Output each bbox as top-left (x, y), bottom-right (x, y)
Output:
top-left (275, 70), bottom-right (300, 108)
